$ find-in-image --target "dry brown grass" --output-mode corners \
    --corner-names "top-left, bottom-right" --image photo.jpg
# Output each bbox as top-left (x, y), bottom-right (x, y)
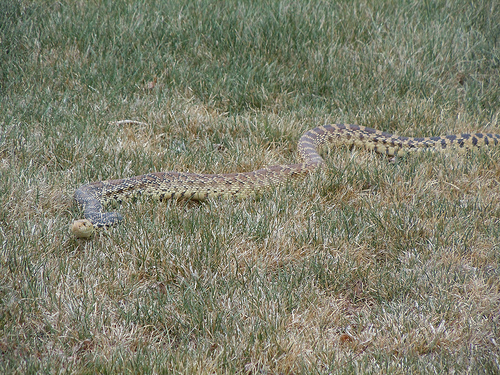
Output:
top-left (1, 0), bottom-right (500, 373)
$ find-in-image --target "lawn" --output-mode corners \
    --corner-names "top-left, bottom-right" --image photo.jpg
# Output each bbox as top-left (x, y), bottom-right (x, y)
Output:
top-left (1, 0), bottom-right (499, 373)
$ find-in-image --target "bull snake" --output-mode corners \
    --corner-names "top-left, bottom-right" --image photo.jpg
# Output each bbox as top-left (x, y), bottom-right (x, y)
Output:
top-left (71, 123), bottom-right (500, 238)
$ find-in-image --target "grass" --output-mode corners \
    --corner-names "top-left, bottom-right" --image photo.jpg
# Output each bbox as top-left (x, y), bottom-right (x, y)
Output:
top-left (1, 0), bottom-right (499, 373)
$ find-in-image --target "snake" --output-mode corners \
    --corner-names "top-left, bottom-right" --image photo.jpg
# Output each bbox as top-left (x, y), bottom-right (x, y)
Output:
top-left (71, 123), bottom-right (500, 238)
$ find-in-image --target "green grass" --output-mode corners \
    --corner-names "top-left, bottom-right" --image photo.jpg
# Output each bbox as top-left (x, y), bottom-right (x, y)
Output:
top-left (1, 0), bottom-right (500, 373)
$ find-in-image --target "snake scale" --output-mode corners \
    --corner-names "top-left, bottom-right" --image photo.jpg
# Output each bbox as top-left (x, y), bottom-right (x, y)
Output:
top-left (72, 123), bottom-right (500, 238)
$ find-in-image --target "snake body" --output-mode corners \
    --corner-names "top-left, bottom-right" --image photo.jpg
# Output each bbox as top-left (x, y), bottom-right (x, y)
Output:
top-left (72, 124), bottom-right (500, 238)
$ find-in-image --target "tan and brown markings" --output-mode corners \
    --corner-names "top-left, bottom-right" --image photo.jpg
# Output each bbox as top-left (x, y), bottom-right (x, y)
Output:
top-left (71, 124), bottom-right (500, 238)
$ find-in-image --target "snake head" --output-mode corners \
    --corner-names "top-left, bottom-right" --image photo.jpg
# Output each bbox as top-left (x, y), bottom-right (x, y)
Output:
top-left (71, 219), bottom-right (94, 238)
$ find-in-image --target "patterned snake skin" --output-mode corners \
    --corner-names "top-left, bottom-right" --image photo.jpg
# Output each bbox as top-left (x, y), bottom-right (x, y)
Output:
top-left (71, 124), bottom-right (500, 238)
